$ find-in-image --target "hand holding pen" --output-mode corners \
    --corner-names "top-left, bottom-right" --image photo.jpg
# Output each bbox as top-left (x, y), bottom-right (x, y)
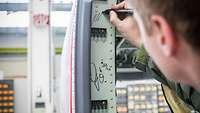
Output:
top-left (108, 1), bottom-right (142, 48)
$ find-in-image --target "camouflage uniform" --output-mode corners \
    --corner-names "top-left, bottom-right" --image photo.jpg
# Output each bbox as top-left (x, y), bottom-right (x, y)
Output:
top-left (134, 46), bottom-right (200, 113)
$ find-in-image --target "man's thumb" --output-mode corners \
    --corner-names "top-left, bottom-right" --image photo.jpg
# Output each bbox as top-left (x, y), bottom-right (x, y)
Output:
top-left (109, 11), bottom-right (121, 27)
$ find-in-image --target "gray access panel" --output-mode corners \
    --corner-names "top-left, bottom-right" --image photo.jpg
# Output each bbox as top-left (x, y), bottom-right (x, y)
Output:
top-left (91, 0), bottom-right (117, 113)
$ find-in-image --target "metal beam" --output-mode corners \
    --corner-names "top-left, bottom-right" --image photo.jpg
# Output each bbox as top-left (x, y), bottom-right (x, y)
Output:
top-left (0, 48), bottom-right (62, 55)
top-left (0, 3), bottom-right (27, 11)
top-left (52, 3), bottom-right (72, 11)
top-left (0, 27), bottom-right (26, 36)
top-left (0, 48), bottom-right (27, 54)
top-left (0, 3), bottom-right (72, 11)
top-left (28, 0), bottom-right (54, 112)
top-left (116, 71), bottom-right (153, 80)
top-left (0, 27), bottom-right (66, 37)
top-left (52, 27), bottom-right (66, 36)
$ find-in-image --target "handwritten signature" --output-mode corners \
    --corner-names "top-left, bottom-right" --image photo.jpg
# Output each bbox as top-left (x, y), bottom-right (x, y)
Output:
top-left (101, 59), bottom-right (112, 71)
top-left (91, 60), bottom-right (113, 91)
top-left (91, 63), bottom-right (104, 91)
top-left (92, 13), bottom-right (101, 23)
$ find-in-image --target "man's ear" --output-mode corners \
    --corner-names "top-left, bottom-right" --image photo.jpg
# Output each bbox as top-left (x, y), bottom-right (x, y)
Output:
top-left (151, 15), bottom-right (178, 56)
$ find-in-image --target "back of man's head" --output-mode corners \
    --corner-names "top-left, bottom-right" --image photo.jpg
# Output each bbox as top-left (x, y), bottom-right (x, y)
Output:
top-left (132, 0), bottom-right (200, 53)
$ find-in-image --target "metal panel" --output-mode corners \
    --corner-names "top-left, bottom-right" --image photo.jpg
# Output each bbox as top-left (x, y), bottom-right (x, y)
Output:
top-left (75, 0), bottom-right (91, 113)
top-left (90, 1), bottom-right (117, 113)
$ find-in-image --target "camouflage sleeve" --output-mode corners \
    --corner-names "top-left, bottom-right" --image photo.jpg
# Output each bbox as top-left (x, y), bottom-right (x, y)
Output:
top-left (133, 46), bottom-right (198, 110)
top-left (133, 46), bottom-right (178, 88)
top-left (132, 46), bottom-right (149, 72)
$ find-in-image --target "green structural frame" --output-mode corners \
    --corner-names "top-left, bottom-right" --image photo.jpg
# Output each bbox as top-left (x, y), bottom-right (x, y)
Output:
top-left (0, 48), bottom-right (62, 54)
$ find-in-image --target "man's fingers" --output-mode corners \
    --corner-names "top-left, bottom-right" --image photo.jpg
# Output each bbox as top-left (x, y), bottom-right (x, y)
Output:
top-left (111, 1), bottom-right (126, 9)
top-left (109, 11), bottom-right (121, 27)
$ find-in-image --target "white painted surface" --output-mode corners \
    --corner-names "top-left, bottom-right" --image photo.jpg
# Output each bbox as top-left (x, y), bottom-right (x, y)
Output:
top-left (15, 78), bottom-right (28, 113)
top-left (0, 12), bottom-right (71, 27)
top-left (0, 70), bottom-right (4, 79)
top-left (0, 37), bottom-right (27, 48)
top-left (0, 60), bottom-right (27, 77)
top-left (28, 0), bottom-right (54, 112)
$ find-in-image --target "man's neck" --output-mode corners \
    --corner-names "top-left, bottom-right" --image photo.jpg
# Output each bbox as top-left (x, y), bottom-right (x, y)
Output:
top-left (188, 58), bottom-right (200, 92)
top-left (177, 41), bottom-right (200, 92)
top-left (182, 49), bottom-right (200, 92)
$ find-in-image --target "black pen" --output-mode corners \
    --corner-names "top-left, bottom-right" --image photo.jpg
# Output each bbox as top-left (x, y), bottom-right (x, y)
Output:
top-left (102, 9), bottom-right (134, 16)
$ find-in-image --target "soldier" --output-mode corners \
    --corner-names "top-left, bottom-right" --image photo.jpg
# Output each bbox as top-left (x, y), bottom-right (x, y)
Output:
top-left (109, 1), bottom-right (200, 112)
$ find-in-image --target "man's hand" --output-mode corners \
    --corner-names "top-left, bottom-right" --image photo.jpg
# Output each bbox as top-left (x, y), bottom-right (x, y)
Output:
top-left (110, 1), bottom-right (142, 47)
